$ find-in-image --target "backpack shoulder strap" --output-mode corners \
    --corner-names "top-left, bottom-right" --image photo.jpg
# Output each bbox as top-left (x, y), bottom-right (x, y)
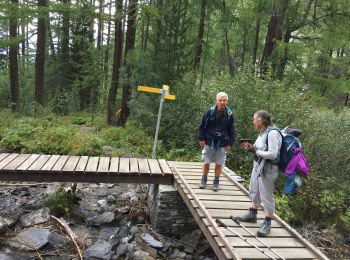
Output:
top-left (265, 127), bottom-right (283, 147)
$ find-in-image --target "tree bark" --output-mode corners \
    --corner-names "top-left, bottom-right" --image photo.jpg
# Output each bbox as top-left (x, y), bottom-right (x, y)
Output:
top-left (252, 2), bottom-right (262, 72)
top-left (97, 0), bottom-right (104, 50)
top-left (34, 0), bottom-right (47, 106)
top-left (192, 0), bottom-right (206, 70)
top-left (103, 0), bottom-right (113, 84)
top-left (117, 0), bottom-right (137, 126)
top-left (107, 0), bottom-right (124, 125)
top-left (260, 0), bottom-right (289, 75)
top-left (9, 0), bottom-right (20, 112)
top-left (222, 0), bottom-right (234, 76)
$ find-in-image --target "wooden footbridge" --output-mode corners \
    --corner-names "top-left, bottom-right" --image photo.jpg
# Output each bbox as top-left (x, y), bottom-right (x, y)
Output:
top-left (0, 153), bottom-right (328, 260)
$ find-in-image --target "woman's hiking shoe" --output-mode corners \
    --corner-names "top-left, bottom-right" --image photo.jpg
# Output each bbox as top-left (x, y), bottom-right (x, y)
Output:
top-left (199, 176), bottom-right (207, 189)
top-left (212, 177), bottom-right (220, 192)
top-left (257, 218), bottom-right (271, 237)
top-left (232, 208), bottom-right (257, 223)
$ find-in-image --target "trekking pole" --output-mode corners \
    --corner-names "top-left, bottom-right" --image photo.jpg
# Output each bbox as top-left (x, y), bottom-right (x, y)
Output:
top-left (215, 219), bottom-right (276, 260)
top-left (230, 217), bottom-right (286, 260)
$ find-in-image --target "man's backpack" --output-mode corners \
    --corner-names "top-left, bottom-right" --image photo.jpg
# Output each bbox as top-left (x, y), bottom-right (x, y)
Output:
top-left (267, 127), bottom-right (309, 176)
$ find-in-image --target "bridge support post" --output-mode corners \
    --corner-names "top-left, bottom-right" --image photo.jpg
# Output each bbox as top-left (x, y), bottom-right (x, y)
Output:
top-left (148, 184), bottom-right (197, 238)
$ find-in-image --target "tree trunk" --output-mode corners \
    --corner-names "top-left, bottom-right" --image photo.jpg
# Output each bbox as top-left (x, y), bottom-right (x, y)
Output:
top-left (103, 0), bottom-right (113, 84)
top-left (34, 0), bottom-right (47, 106)
top-left (192, 0), bottom-right (206, 70)
top-left (21, 0), bottom-right (26, 66)
top-left (97, 0), bottom-right (104, 50)
top-left (9, 0), bottom-right (20, 113)
top-left (47, 19), bottom-right (56, 59)
top-left (117, 0), bottom-right (138, 126)
top-left (275, 29), bottom-right (291, 79)
top-left (252, 2), bottom-right (262, 73)
top-left (222, 0), bottom-right (234, 76)
top-left (260, 0), bottom-right (288, 75)
top-left (106, 0), bottom-right (124, 125)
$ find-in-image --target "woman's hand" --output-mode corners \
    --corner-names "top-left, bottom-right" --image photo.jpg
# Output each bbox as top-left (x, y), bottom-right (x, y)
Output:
top-left (242, 142), bottom-right (256, 153)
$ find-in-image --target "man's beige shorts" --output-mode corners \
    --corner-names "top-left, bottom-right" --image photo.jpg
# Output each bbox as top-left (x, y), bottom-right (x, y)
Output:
top-left (201, 145), bottom-right (226, 165)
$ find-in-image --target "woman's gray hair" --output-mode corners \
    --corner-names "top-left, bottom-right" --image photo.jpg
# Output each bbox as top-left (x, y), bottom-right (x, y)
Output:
top-left (216, 92), bottom-right (228, 100)
top-left (254, 110), bottom-right (273, 127)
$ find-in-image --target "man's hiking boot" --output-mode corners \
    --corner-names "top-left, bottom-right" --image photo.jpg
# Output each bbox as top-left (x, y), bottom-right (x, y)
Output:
top-left (257, 218), bottom-right (271, 237)
top-left (212, 177), bottom-right (220, 192)
top-left (199, 176), bottom-right (207, 189)
top-left (232, 208), bottom-right (257, 223)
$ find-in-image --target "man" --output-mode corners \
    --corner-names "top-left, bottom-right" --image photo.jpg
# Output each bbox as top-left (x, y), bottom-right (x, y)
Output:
top-left (197, 92), bottom-right (236, 191)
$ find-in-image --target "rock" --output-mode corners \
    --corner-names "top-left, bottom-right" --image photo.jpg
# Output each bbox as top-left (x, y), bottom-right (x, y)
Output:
top-left (88, 212), bottom-right (115, 226)
top-left (20, 208), bottom-right (50, 227)
top-left (97, 199), bottom-right (108, 207)
top-left (140, 233), bottom-right (163, 249)
top-left (121, 191), bottom-right (137, 200)
top-left (117, 226), bottom-right (130, 238)
top-left (132, 250), bottom-right (150, 260)
top-left (99, 227), bottom-right (120, 240)
top-left (117, 206), bottom-right (130, 214)
top-left (179, 229), bottom-right (202, 254)
top-left (0, 216), bottom-right (9, 235)
top-left (115, 243), bottom-right (128, 258)
top-left (84, 240), bottom-right (113, 260)
top-left (169, 249), bottom-right (186, 259)
top-left (107, 195), bottom-right (117, 203)
top-left (7, 227), bottom-right (50, 250)
top-left (48, 232), bottom-right (70, 247)
top-left (130, 196), bottom-right (139, 203)
top-left (130, 225), bottom-right (139, 235)
top-left (99, 185), bottom-right (110, 197)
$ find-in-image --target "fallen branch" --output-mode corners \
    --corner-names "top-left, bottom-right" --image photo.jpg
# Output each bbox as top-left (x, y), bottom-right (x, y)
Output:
top-left (50, 215), bottom-right (83, 260)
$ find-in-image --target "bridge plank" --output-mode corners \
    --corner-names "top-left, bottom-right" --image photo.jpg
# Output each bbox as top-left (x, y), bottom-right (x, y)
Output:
top-left (41, 155), bottom-right (61, 171)
top-left (158, 159), bottom-right (172, 174)
top-left (75, 156), bottom-right (88, 172)
top-left (197, 194), bottom-right (250, 202)
top-left (109, 157), bottom-right (119, 174)
top-left (97, 157), bottom-right (110, 173)
top-left (227, 236), bottom-right (304, 248)
top-left (212, 226), bottom-right (292, 237)
top-left (148, 159), bottom-right (162, 175)
top-left (28, 155), bottom-right (51, 171)
top-left (2, 154), bottom-right (31, 170)
top-left (17, 154), bottom-right (40, 171)
top-left (138, 159), bottom-right (150, 174)
top-left (0, 153), bottom-right (10, 163)
top-left (0, 153), bottom-right (19, 169)
top-left (85, 157), bottom-right (99, 172)
top-left (202, 200), bottom-right (252, 210)
top-left (51, 155), bottom-right (69, 172)
top-left (130, 158), bottom-right (139, 173)
top-left (62, 156), bottom-right (80, 172)
top-left (233, 247), bottom-right (316, 259)
top-left (119, 158), bottom-right (130, 173)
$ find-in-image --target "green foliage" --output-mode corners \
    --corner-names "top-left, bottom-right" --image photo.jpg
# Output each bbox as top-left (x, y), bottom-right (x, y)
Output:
top-left (275, 195), bottom-right (296, 223)
top-left (41, 192), bottom-right (75, 217)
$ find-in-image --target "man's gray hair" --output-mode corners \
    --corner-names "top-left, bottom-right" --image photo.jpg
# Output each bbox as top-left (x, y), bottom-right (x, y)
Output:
top-left (216, 92), bottom-right (228, 100)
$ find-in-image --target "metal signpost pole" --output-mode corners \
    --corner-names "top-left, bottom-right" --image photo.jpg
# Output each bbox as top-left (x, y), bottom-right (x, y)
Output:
top-left (152, 85), bottom-right (167, 159)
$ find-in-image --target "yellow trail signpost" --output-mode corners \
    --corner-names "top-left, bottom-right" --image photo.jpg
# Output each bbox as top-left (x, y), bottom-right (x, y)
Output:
top-left (137, 85), bottom-right (176, 159)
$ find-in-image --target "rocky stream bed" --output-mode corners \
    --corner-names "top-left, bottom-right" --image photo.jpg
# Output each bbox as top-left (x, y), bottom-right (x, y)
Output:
top-left (0, 182), bottom-right (216, 260)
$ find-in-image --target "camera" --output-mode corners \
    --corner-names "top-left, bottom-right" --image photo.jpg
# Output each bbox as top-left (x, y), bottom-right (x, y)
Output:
top-left (213, 132), bottom-right (222, 139)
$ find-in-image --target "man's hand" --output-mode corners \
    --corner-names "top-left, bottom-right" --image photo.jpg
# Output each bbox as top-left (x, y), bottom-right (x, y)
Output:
top-left (199, 140), bottom-right (205, 148)
top-left (225, 146), bottom-right (232, 152)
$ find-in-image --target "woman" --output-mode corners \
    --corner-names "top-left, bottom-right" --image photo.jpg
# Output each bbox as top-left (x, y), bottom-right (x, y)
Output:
top-left (232, 110), bottom-right (282, 237)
